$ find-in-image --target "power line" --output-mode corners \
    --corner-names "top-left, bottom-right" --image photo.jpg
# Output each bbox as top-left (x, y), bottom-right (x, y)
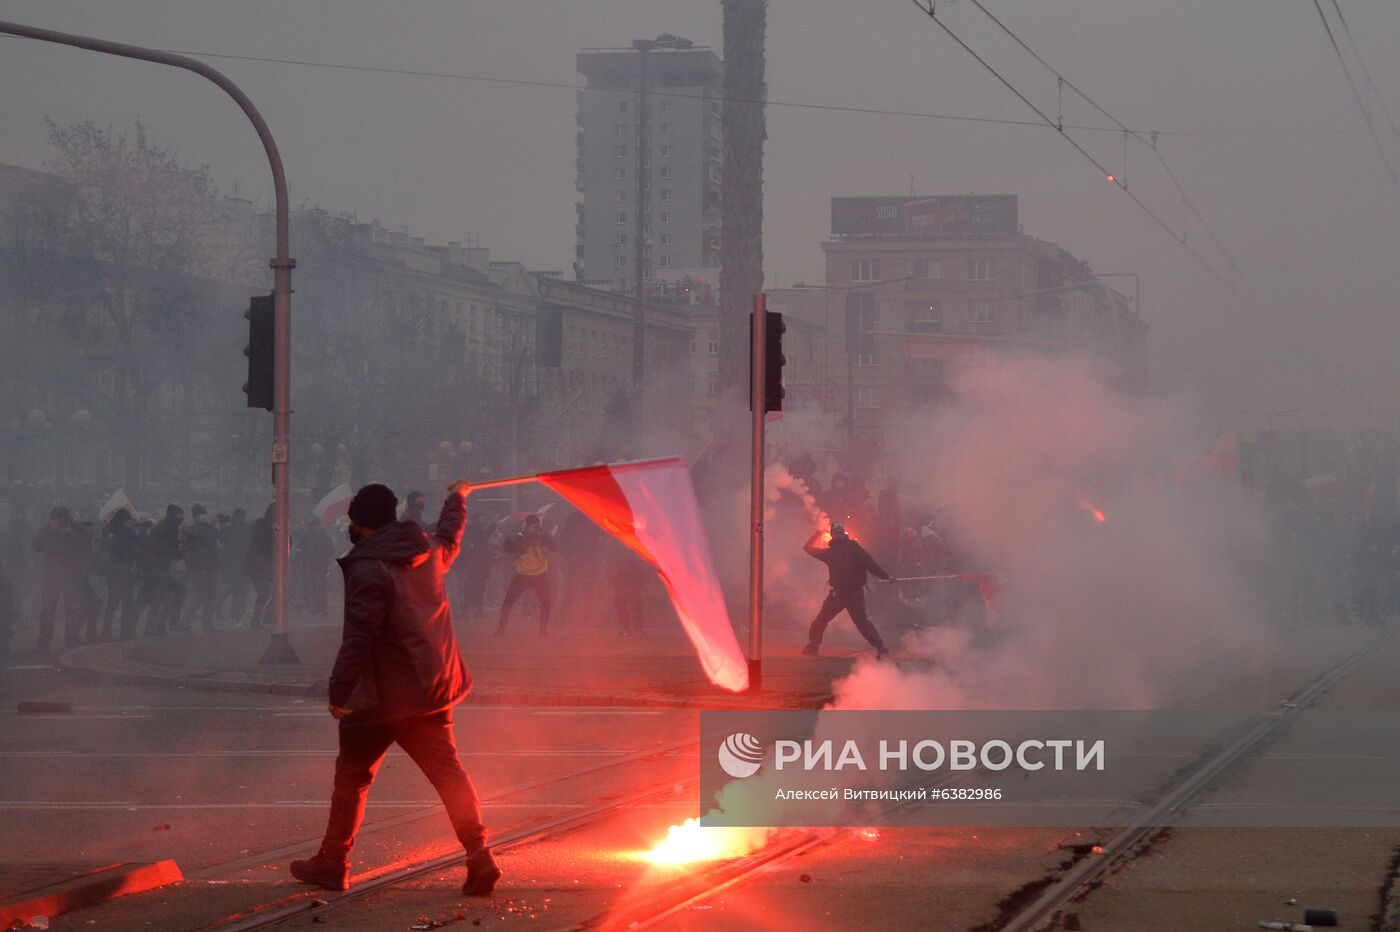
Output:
top-left (1309, 0), bottom-right (1400, 197)
top-left (1327, 1), bottom-right (1400, 155)
top-left (903, 0), bottom-right (1234, 291)
top-left (959, 0), bottom-right (1240, 278)
top-left (906, 0), bottom-right (1377, 415)
top-left (17, 41), bottom-right (1378, 141)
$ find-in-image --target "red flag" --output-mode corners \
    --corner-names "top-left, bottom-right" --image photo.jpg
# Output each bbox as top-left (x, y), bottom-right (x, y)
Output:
top-left (537, 457), bottom-right (748, 692)
top-left (1174, 431), bottom-right (1239, 485)
top-left (1304, 474), bottom-right (1340, 499)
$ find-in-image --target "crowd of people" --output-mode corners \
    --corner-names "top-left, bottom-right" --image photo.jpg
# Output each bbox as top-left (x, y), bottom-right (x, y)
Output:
top-left (0, 501), bottom-right (294, 655)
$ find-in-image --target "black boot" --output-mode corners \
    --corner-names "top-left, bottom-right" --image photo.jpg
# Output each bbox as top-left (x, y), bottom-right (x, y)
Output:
top-left (461, 847), bottom-right (501, 897)
top-left (290, 852), bottom-right (349, 892)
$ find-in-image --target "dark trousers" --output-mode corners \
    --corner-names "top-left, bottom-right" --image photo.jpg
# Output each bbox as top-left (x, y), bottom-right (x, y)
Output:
top-left (125, 573), bottom-right (185, 638)
top-left (248, 577), bottom-right (272, 628)
top-left (807, 587), bottom-right (886, 651)
top-left (222, 573), bottom-right (250, 622)
top-left (320, 709), bottom-right (485, 861)
top-left (35, 579), bottom-right (79, 650)
top-left (100, 570), bottom-right (134, 639)
top-left (187, 567), bottom-right (220, 630)
top-left (497, 573), bottom-right (551, 632)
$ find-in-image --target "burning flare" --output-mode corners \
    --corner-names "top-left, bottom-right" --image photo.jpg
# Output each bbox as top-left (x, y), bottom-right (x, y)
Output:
top-left (1075, 493), bottom-right (1107, 524)
top-left (638, 818), bottom-right (768, 866)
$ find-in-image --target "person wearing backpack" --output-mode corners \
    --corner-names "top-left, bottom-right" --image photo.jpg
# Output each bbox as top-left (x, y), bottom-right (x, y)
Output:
top-left (494, 514), bottom-right (555, 637)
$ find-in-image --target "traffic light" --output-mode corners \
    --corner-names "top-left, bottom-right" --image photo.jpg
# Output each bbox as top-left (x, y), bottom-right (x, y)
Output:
top-left (764, 311), bottom-right (785, 412)
top-left (243, 293), bottom-right (274, 411)
top-left (749, 310), bottom-right (786, 412)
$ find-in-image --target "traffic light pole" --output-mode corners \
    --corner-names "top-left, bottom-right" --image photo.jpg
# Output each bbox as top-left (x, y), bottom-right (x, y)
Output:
top-left (0, 19), bottom-right (300, 664)
top-left (748, 292), bottom-right (766, 692)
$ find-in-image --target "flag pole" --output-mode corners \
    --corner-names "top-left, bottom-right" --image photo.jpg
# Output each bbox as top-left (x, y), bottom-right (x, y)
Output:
top-left (451, 455), bottom-right (690, 494)
top-left (748, 293), bottom-right (766, 693)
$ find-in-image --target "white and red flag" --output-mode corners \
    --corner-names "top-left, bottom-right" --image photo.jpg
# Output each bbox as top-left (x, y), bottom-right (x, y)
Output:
top-left (1303, 474), bottom-right (1340, 499)
top-left (98, 489), bottom-right (135, 522)
top-left (314, 483), bottom-right (354, 526)
top-left (1174, 431), bottom-right (1239, 485)
top-left (532, 457), bottom-right (749, 692)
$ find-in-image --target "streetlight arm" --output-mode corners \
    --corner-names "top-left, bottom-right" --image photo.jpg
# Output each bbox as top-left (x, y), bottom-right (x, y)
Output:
top-left (0, 19), bottom-right (300, 662)
top-left (0, 19), bottom-right (289, 261)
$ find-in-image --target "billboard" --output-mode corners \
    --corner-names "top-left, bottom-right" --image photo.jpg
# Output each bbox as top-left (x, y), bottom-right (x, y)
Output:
top-left (831, 195), bottom-right (1018, 238)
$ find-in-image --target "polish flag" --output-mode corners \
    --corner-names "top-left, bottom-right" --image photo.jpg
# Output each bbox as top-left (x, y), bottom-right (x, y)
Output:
top-left (99, 489), bottom-right (135, 522)
top-left (1174, 431), bottom-right (1239, 485)
top-left (314, 483), bottom-right (354, 526)
top-left (536, 457), bottom-right (748, 692)
top-left (1303, 474), bottom-right (1339, 499)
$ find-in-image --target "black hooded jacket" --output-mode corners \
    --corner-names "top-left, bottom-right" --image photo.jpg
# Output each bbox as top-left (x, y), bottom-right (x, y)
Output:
top-left (804, 533), bottom-right (890, 592)
top-left (328, 493), bottom-right (469, 722)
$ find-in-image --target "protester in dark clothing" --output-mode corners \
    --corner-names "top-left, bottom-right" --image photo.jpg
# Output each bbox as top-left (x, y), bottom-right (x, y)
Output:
top-left (495, 514), bottom-right (556, 637)
top-left (0, 557), bottom-right (17, 661)
top-left (74, 522), bottom-right (102, 642)
top-left (245, 503), bottom-right (275, 629)
top-left (801, 522), bottom-right (892, 658)
top-left (609, 545), bottom-right (651, 637)
top-left (184, 504), bottom-right (221, 631)
top-left (99, 509), bottom-right (140, 640)
top-left (219, 508), bottom-right (253, 621)
top-left (31, 506), bottom-right (84, 654)
top-left (456, 518), bottom-right (494, 620)
top-left (126, 505), bottom-right (186, 638)
top-left (291, 481), bottom-right (498, 898)
top-left (297, 520), bottom-right (334, 615)
top-left (4, 513), bottom-right (29, 623)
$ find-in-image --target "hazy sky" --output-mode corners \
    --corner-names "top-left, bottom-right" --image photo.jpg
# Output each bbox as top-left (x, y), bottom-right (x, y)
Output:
top-left (3, 0), bottom-right (1399, 432)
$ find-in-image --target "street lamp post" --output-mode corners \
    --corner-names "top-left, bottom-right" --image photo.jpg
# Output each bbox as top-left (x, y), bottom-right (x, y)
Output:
top-left (0, 19), bottom-right (299, 664)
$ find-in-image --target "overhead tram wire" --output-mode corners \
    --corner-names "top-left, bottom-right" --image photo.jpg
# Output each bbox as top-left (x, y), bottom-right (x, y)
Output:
top-left (1309, 0), bottom-right (1400, 197)
top-left (905, 0), bottom-right (1378, 416)
top-left (903, 0), bottom-right (1234, 291)
top-left (957, 0), bottom-right (1241, 280)
top-left (0, 40), bottom-right (1371, 140)
top-left (1328, 0), bottom-right (1400, 142)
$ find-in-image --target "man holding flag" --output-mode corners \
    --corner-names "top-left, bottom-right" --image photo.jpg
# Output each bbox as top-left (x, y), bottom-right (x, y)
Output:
top-left (291, 480), bottom-right (499, 897)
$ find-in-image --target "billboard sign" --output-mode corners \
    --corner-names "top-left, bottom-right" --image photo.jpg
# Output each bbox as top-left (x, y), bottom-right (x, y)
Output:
top-left (831, 195), bottom-right (1017, 238)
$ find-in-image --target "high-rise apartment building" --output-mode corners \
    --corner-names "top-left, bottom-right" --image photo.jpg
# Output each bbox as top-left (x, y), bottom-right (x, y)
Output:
top-left (575, 42), bottom-right (723, 291)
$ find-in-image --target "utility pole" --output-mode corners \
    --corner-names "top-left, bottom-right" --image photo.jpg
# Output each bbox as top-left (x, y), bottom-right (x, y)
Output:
top-left (748, 292), bottom-right (767, 692)
top-left (632, 38), bottom-right (653, 424)
top-left (0, 19), bottom-right (300, 664)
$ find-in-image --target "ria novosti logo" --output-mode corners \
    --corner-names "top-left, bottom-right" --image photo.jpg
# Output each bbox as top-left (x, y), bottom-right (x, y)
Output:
top-left (717, 732), bottom-right (765, 778)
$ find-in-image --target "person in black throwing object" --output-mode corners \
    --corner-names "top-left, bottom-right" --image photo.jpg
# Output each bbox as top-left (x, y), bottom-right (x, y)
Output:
top-left (801, 522), bottom-right (892, 659)
top-left (290, 481), bottom-right (499, 898)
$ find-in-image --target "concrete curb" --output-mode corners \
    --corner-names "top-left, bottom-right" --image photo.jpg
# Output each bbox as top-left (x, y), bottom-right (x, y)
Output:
top-left (0, 860), bottom-right (183, 926)
top-left (55, 646), bottom-right (833, 710)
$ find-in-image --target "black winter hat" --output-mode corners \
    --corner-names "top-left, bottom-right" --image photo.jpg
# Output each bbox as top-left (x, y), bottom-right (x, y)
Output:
top-left (348, 484), bottom-right (398, 530)
top-left (165, 504), bottom-right (184, 519)
top-left (191, 504), bottom-right (207, 517)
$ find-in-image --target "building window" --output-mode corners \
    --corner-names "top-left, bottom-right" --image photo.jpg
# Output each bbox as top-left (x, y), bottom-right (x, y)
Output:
top-left (659, 188), bottom-right (672, 202)
top-left (615, 123), bottom-right (628, 137)
top-left (614, 145), bottom-right (627, 159)
top-left (616, 189), bottom-right (629, 202)
top-left (968, 257), bottom-right (994, 281)
top-left (970, 298), bottom-right (996, 323)
top-left (659, 166), bottom-right (671, 179)
top-left (706, 372), bottom-right (718, 397)
top-left (905, 300), bottom-right (942, 333)
top-left (660, 255), bottom-right (671, 268)
top-left (617, 211), bottom-right (627, 224)
top-left (616, 233), bottom-right (628, 246)
top-left (853, 259), bottom-right (880, 282)
top-left (616, 255), bottom-right (628, 268)
top-left (659, 144), bottom-right (673, 157)
top-left (856, 387), bottom-right (879, 409)
top-left (618, 100), bottom-right (628, 113)
top-left (660, 100), bottom-right (671, 114)
top-left (659, 211), bottom-right (671, 223)
top-left (708, 331), bottom-right (720, 354)
top-left (912, 258), bottom-right (940, 279)
top-left (615, 167), bottom-right (627, 180)
top-left (659, 233), bottom-right (671, 246)
top-left (659, 122), bottom-right (671, 135)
